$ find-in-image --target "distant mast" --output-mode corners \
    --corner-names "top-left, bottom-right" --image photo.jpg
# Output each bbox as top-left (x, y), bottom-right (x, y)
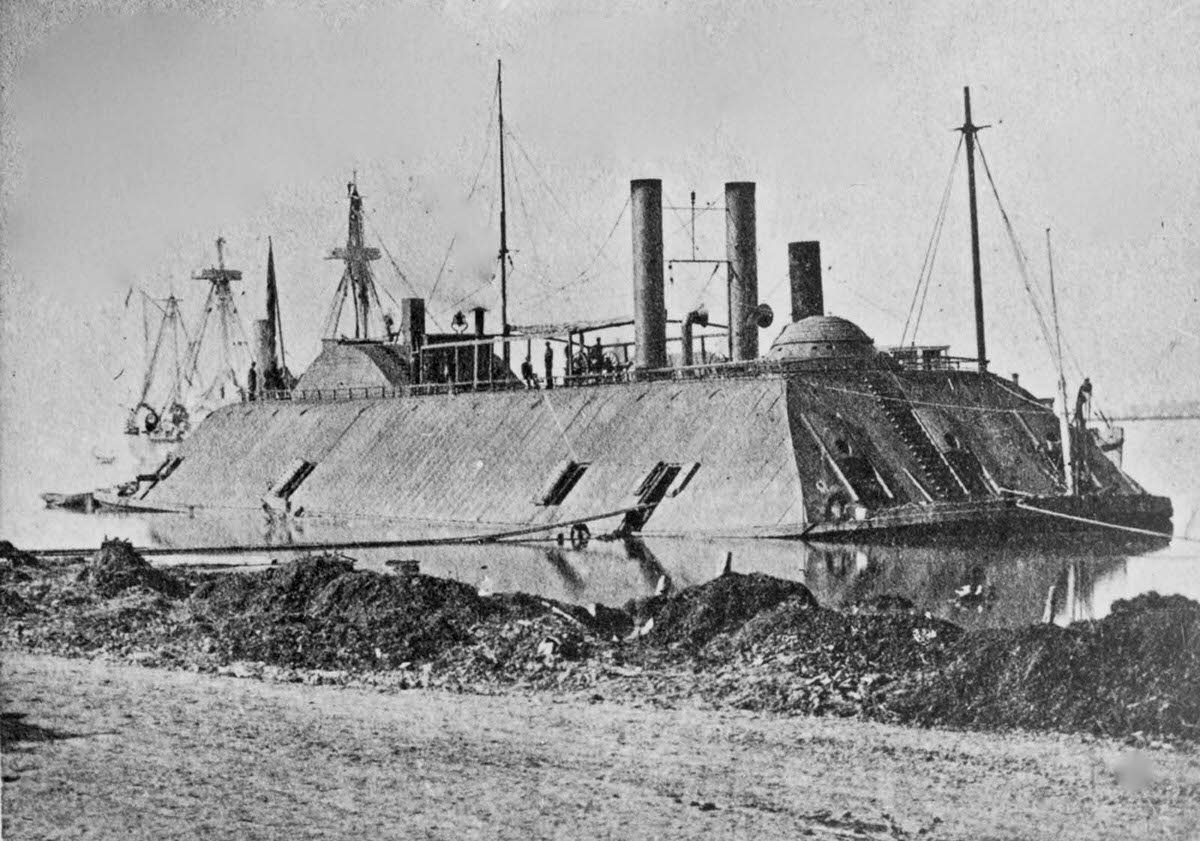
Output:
top-left (326, 177), bottom-right (382, 339)
top-left (191, 237), bottom-right (249, 394)
top-left (959, 86), bottom-right (988, 373)
top-left (497, 59), bottom-right (510, 369)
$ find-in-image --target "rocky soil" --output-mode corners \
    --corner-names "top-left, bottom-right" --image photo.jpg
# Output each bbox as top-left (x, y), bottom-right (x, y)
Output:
top-left (2, 539), bottom-right (1198, 744)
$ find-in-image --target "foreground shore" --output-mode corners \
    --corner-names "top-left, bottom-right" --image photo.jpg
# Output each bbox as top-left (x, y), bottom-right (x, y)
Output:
top-left (5, 652), bottom-right (1200, 840)
top-left (3, 540), bottom-right (1200, 837)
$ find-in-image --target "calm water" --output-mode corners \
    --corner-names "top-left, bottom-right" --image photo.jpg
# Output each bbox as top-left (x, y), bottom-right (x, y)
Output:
top-left (3, 419), bottom-right (1198, 629)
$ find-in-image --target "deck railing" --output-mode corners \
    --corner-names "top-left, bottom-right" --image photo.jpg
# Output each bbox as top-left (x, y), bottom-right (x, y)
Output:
top-left (248, 351), bottom-right (982, 405)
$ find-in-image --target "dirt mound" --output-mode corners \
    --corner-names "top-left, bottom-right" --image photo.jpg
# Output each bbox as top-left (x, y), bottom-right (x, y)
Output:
top-left (888, 592), bottom-right (1200, 740)
top-left (0, 542), bottom-right (39, 585)
top-left (189, 557), bottom-right (490, 670)
top-left (191, 554), bottom-right (354, 615)
top-left (1109, 591), bottom-right (1200, 617)
top-left (0, 588), bottom-right (30, 617)
top-left (853, 594), bottom-right (916, 613)
top-left (684, 596), bottom-right (964, 718)
top-left (7, 550), bottom-right (1198, 743)
top-left (80, 540), bottom-right (189, 599)
top-left (0, 541), bottom-right (39, 567)
top-left (643, 573), bottom-right (817, 649)
top-left (728, 600), bottom-right (961, 669)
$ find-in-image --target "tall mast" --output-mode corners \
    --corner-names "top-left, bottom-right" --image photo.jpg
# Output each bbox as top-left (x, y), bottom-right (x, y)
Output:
top-left (326, 176), bottom-right (382, 339)
top-left (959, 86), bottom-right (988, 372)
top-left (192, 236), bottom-right (250, 396)
top-left (498, 58), bottom-right (510, 369)
top-left (1046, 228), bottom-right (1075, 494)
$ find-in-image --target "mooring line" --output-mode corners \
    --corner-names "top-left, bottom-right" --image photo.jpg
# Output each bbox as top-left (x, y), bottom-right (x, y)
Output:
top-left (23, 505), bottom-right (649, 560)
top-left (1014, 502), bottom-right (1188, 542)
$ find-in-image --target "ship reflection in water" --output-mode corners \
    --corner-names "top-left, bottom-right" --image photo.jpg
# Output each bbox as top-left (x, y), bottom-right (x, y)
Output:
top-left (137, 511), bottom-right (1194, 630)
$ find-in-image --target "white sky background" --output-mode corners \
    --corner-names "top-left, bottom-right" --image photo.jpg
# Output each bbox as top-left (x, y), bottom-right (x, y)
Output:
top-left (1, 0), bottom-right (1198, 514)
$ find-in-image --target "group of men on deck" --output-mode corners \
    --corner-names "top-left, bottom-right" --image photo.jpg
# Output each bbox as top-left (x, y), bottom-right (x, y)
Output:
top-left (520, 337), bottom-right (611, 389)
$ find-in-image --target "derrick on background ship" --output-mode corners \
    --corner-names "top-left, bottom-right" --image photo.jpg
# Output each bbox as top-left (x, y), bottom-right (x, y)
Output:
top-left (91, 82), bottom-right (1171, 542)
top-left (121, 238), bottom-right (259, 467)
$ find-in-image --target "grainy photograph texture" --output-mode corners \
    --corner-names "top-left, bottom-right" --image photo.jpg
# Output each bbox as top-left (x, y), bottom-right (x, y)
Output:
top-left (2, 1), bottom-right (1199, 838)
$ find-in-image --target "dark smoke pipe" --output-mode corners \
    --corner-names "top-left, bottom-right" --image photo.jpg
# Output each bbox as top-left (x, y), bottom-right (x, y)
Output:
top-left (788, 241), bottom-right (823, 321)
top-left (631, 179), bottom-right (667, 370)
top-left (725, 182), bottom-right (758, 361)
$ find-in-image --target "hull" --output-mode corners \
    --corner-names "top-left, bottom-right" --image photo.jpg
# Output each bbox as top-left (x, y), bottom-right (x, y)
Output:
top-left (40, 491), bottom-right (95, 512)
top-left (802, 494), bottom-right (1173, 541)
top-left (121, 363), bottom-right (1173, 542)
top-left (125, 430), bottom-right (181, 477)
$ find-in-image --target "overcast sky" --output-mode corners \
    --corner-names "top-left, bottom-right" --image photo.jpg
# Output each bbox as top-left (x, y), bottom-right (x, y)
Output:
top-left (2, 0), bottom-right (1198, 514)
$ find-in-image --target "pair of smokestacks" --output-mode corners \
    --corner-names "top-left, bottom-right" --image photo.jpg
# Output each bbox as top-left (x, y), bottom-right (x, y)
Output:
top-left (630, 179), bottom-right (824, 368)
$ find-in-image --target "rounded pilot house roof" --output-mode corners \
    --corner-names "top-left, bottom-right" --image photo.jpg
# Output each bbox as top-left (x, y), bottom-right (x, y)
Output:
top-left (767, 315), bottom-right (876, 360)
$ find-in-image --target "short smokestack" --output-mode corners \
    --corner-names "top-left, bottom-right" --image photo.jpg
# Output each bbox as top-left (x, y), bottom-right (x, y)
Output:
top-left (725, 182), bottom-right (758, 361)
top-left (788, 241), bottom-right (823, 321)
top-left (680, 306), bottom-right (709, 368)
top-left (401, 298), bottom-right (426, 349)
top-left (472, 306), bottom-right (486, 337)
top-left (631, 179), bottom-right (667, 370)
top-left (400, 298), bottom-right (426, 383)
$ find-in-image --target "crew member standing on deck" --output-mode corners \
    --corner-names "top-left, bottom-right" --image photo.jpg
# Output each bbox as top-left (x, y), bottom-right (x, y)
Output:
top-left (543, 342), bottom-right (554, 390)
top-left (589, 336), bottom-right (604, 375)
top-left (521, 355), bottom-right (536, 389)
top-left (1074, 377), bottom-right (1093, 427)
top-left (247, 361), bottom-right (258, 402)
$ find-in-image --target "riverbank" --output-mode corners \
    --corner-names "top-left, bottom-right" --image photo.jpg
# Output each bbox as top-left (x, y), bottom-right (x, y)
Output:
top-left (3, 540), bottom-right (1198, 743)
top-left (4, 540), bottom-right (1200, 838)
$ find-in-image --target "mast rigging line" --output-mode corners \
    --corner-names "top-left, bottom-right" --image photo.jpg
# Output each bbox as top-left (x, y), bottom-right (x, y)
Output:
top-left (973, 138), bottom-right (1060, 366)
top-left (507, 154), bottom-right (545, 286)
top-left (976, 141), bottom-right (1116, 417)
top-left (535, 195), bottom-right (633, 301)
top-left (427, 83), bottom-right (500, 311)
top-left (661, 191), bottom-right (696, 243)
top-left (363, 213), bottom-right (447, 331)
top-left (504, 126), bottom-right (623, 279)
top-left (901, 134), bottom-right (963, 347)
top-left (574, 195), bottom-right (630, 282)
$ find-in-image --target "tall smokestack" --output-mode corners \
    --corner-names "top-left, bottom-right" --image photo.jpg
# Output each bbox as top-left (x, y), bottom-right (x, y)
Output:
top-left (631, 179), bottom-right (667, 370)
top-left (725, 182), bottom-right (758, 361)
top-left (788, 241), bottom-right (823, 321)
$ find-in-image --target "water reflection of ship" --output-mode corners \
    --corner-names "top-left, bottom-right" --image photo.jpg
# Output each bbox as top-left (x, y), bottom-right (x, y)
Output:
top-left (141, 512), bottom-right (1158, 628)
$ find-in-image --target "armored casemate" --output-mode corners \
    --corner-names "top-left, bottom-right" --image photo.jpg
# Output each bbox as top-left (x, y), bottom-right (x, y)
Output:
top-left (100, 89), bottom-right (1171, 539)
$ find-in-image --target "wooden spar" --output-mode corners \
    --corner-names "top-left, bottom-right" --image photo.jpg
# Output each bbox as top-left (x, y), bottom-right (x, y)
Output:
top-left (498, 59), bottom-right (510, 370)
top-left (1045, 228), bottom-right (1075, 494)
top-left (961, 87), bottom-right (987, 372)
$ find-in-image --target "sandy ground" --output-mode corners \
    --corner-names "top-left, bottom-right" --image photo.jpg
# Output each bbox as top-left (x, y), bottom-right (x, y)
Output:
top-left (3, 654), bottom-right (1199, 840)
